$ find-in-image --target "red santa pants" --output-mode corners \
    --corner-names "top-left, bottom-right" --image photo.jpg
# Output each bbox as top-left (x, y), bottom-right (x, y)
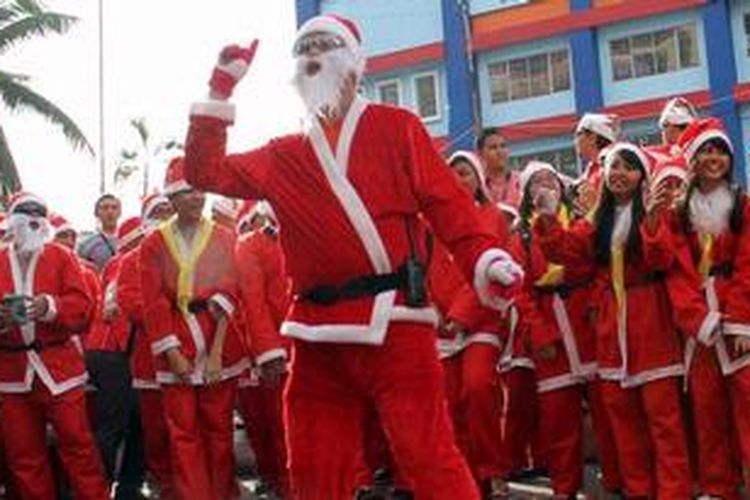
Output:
top-left (237, 379), bottom-right (289, 496)
top-left (587, 380), bottom-right (623, 492)
top-left (442, 342), bottom-right (504, 483)
top-left (0, 380), bottom-right (109, 500)
top-left (162, 379), bottom-right (237, 500)
top-left (284, 323), bottom-right (479, 500)
top-left (499, 367), bottom-right (539, 475)
top-left (600, 377), bottom-right (691, 499)
top-left (138, 389), bottom-right (175, 500)
top-left (730, 364), bottom-right (750, 491)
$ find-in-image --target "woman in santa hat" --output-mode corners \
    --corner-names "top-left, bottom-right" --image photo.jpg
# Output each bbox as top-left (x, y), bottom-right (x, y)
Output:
top-left (642, 118), bottom-right (750, 498)
top-left (533, 143), bottom-right (692, 499)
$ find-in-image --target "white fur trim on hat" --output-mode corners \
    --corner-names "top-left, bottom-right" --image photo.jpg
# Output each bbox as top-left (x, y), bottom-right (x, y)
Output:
top-left (141, 195), bottom-right (170, 221)
top-left (603, 143), bottom-right (652, 185)
top-left (653, 166), bottom-right (688, 186)
top-left (118, 226), bottom-right (144, 251)
top-left (519, 161), bottom-right (558, 197)
top-left (448, 150), bottom-right (490, 201)
top-left (164, 180), bottom-right (192, 197)
top-left (682, 130), bottom-right (733, 166)
top-left (658, 97), bottom-right (697, 129)
top-left (576, 113), bottom-right (620, 143)
top-left (295, 15), bottom-right (365, 75)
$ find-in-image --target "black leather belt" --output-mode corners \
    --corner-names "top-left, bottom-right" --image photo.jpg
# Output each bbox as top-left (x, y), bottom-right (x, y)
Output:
top-left (0, 338), bottom-right (69, 353)
top-left (301, 268), bottom-right (406, 306)
top-left (709, 262), bottom-right (733, 278)
top-left (187, 299), bottom-right (209, 314)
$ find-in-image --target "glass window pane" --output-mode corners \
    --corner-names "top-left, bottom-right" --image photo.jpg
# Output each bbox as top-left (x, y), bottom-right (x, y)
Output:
top-left (632, 33), bottom-right (653, 51)
top-left (488, 62), bottom-right (509, 103)
top-left (678, 23), bottom-right (699, 68)
top-left (745, 13), bottom-right (750, 57)
top-left (654, 29), bottom-right (677, 74)
top-left (634, 52), bottom-right (655, 77)
top-left (529, 54), bottom-right (550, 97)
top-left (551, 50), bottom-right (571, 91)
top-left (509, 58), bottom-right (529, 100)
top-left (610, 38), bottom-right (632, 81)
top-left (377, 82), bottom-right (400, 105)
top-left (415, 74), bottom-right (438, 119)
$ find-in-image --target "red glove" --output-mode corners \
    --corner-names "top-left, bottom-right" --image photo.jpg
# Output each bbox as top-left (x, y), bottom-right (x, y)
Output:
top-left (209, 40), bottom-right (259, 100)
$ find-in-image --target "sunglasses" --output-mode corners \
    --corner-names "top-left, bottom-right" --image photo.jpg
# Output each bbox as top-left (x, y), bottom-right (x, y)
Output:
top-left (293, 32), bottom-right (346, 57)
top-left (14, 203), bottom-right (47, 218)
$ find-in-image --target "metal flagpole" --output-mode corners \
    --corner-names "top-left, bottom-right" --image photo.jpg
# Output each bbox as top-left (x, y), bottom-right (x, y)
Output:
top-left (98, 0), bottom-right (105, 194)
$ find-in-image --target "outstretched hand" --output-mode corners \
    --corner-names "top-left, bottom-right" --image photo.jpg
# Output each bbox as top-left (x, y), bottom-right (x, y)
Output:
top-left (209, 39), bottom-right (259, 100)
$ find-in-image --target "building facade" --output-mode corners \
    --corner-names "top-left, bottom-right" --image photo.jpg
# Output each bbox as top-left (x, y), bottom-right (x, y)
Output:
top-left (296, 0), bottom-right (750, 183)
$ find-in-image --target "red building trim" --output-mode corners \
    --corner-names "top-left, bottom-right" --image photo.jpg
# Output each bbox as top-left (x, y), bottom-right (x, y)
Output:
top-left (734, 82), bottom-right (750, 104)
top-left (366, 42), bottom-right (444, 75)
top-left (473, 0), bottom-right (707, 52)
top-left (500, 89), bottom-right (711, 142)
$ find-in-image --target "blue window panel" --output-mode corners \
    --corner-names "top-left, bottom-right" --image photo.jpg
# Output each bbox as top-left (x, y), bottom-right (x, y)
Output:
top-left (476, 36), bottom-right (576, 127)
top-left (319, 0), bottom-right (442, 56)
top-left (738, 103), bottom-right (750, 183)
top-left (597, 9), bottom-right (708, 106)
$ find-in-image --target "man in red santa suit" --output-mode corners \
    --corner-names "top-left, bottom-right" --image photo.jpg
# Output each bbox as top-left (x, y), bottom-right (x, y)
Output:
top-left (140, 158), bottom-right (248, 500)
top-left (117, 192), bottom-right (176, 500)
top-left (650, 97), bottom-right (697, 157)
top-left (182, 13), bottom-right (524, 499)
top-left (572, 113), bottom-right (619, 216)
top-left (0, 192), bottom-right (109, 500)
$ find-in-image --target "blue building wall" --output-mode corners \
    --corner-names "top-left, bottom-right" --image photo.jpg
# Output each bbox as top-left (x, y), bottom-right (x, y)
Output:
top-left (730, 0), bottom-right (750, 83)
top-left (476, 36), bottom-right (576, 127)
top-left (319, 0), bottom-right (442, 56)
top-left (597, 9), bottom-right (708, 106)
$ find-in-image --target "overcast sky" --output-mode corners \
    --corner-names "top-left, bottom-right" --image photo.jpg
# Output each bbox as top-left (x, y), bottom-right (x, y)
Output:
top-left (2, 1), bottom-right (302, 229)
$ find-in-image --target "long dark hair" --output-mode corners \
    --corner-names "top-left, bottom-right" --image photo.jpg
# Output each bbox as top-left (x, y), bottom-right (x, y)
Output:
top-left (593, 149), bottom-right (647, 266)
top-left (517, 172), bottom-right (571, 249)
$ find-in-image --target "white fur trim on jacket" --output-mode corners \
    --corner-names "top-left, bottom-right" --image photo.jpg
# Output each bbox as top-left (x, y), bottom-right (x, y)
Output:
top-left (697, 310), bottom-right (722, 346)
top-left (151, 334), bottom-right (181, 355)
top-left (190, 99), bottom-right (236, 123)
top-left (474, 248), bottom-right (517, 312)
top-left (723, 322), bottom-right (750, 338)
top-left (255, 348), bottom-right (288, 366)
top-left (210, 293), bottom-right (235, 317)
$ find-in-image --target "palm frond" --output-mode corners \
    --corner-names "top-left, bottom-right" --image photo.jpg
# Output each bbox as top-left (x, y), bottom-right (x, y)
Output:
top-left (0, 7), bottom-right (15, 22)
top-left (119, 149), bottom-right (138, 160)
top-left (0, 11), bottom-right (77, 54)
top-left (0, 71), bottom-right (93, 154)
top-left (0, 124), bottom-right (21, 192)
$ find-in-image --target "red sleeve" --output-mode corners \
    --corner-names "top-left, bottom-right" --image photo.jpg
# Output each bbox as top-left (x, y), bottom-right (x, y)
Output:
top-left (640, 212), bottom-right (679, 272)
top-left (116, 249), bottom-right (144, 325)
top-left (723, 203), bottom-right (750, 337)
top-left (533, 217), bottom-right (596, 273)
top-left (49, 247), bottom-right (94, 334)
top-left (139, 232), bottom-right (179, 355)
top-left (204, 229), bottom-right (242, 320)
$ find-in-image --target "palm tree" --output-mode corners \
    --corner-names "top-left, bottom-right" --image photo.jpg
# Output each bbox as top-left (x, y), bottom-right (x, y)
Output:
top-left (0, 0), bottom-right (93, 195)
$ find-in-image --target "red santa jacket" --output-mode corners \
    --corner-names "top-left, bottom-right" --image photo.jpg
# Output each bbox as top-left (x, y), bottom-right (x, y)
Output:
top-left (643, 203), bottom-right (750, 375)
top-left (116, 246), bottom-right (158, 389)
top-left (84, 253), bottom-right (129, 352)
top-left (0, 243), bottom-right (92, 395)
top-left (534, 216), bottom-right (684, 387)
top-left (140, 217), bottom-right (248, 385)
top-left (186, 96), bottom-right (506, 345)
top-left (235, 226), bottom-right (291, 365)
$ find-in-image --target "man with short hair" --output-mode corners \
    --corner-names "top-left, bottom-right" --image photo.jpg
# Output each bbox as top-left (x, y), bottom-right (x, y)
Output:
top-left (477, 127), bottom-right (521, 206)
top-left (78, 193), bottom-right (122, 271)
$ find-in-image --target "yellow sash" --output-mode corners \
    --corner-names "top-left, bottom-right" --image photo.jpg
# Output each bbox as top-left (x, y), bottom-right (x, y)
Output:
top-left (533, 207), bottom-right (569, 287)
top-left (611, 246), bottom-right (625, 311)
top-left (697, 233), bottom-right (714, 281)
top-left (159, 217), bottom-right (214, 314)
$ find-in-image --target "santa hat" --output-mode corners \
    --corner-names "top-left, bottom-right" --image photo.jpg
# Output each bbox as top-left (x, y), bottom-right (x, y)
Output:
top-left (117, 216), bottom-right (144, 251)
top-left (602, 142), bottom-right (654, 185)
top-left (447, 150), bottom-right (491, 200)
top-left (658, 97), bottom-right (697, 129)
top-left (7, 191), bottom-right (47, 215)
top-left (212, 196), bottom-right (241, 221)
top-left (652, 155), bottom-right (688, 187)
top-left (48, 213), bottom-right (74, 236)
top-left (677, 117), bottom-right (733, 167)
top-left (163, 157), bottom-right (192, 197)
top-left (519, 161), bottom-right (559, 197)
top-left (141, 192), bottom-right (170, 220)
top-left (295, 14), bottom-right (365, 75)
top-left (576, 113), bottom-right (620, 143)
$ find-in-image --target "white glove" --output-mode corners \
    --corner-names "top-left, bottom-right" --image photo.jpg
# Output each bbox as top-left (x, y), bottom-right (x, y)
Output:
top-left (103, 282), bottom-right (119, 320)
top-left (487, 257), bottom-right (524, 287)
top-left (534, 187), bottom-right (560, 216)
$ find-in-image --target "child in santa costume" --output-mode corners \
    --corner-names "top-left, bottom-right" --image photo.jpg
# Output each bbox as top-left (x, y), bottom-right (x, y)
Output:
top-left (534, 144), bottom-right (692, 498)
top-left (572, 113), bottom-right (619, 216)
top-left (183, 13), bottom-right (523, 499)
top-left (140, 158), bottom-right (248, 500)
top-left (116, 192), bottom-right (176, 500)
top-left (0, 192), bottom-right (109, 500)
top-left (234, 201), bottom-right (291, 498)
top-left (643, 118), bottom-right (750, 498)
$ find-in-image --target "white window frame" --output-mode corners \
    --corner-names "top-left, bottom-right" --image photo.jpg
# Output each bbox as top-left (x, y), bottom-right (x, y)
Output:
top-left (412, 70), bottom-right (441, 123)
top-left (486, 48), bottom-right (571, 104)
top-left (374, 78), bottom-right (402, 106)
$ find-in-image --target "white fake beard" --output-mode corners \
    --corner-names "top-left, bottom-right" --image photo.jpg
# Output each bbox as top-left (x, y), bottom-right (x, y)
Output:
top-left (292, 49), bottom-right (356, 120)
top-left (8, 214), bottom-right (51, 256)
top-left (689, 182), bottom-right (733, 236)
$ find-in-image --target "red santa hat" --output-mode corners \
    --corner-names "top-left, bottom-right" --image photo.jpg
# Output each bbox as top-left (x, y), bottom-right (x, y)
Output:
top-left (7, 191), bottom-right (47, 215)
top-left (141, 192), bottom-right (170, 220)
top-left (658, 97), bottom-right (697, 130)
top-left (447, 150), bottom-right (490, 200)
top-left (163, 157), bottom-right (193, 197)
top-left (295, 14), bottom-right (365, 75)
top-left (677, 117), bottom-right (733, 167)
top-left (576, 113), bottom-right (620, 143)
top-left (117, 216), bottom-right (144, 251)
top-left (652, 155), bottom-right (688, 187)
top-left (602, 142), bottom-right (654, 185)
top-left (518, 160), bottom-right (559, 197)
top-left (48, 213), bottom-right (74, 236)
top-left (211, 196), bottom-right (241, 221)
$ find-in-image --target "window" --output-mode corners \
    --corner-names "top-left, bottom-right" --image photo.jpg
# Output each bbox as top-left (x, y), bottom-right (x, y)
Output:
top-left (487, 49), bottom-right (571, 104)
top-left (375, 79), bottom-right (401, 106)
top-left (510, 147), bottom-right (579, 179)
top-left (413, 72), bottom-right (440, 121)
top-left (608, 23), bottom-right (699, 81)
top-left (744, 13), bottom-right (750, 57)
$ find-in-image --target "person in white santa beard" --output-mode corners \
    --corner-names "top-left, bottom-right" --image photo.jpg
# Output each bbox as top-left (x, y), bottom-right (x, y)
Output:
top-left (183, 13), bottom-right (524, 500)
top-left (7, 201), bottom-right (51, 258)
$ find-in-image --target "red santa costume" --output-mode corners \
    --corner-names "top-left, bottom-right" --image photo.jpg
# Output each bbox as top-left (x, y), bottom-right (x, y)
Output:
top-left (646, 97), bottom-right (698, 157)
top-left (573, 113), bottom-right (619, 215)
top-left (534, 144), bottom-right (692, 499)
top-left (140, 159), bottom-right (248, 500)
top-left (117, 193), bottom-right (175, 500)
top-left (234, 207), bottom-right (291, 497)
top-left (0, 192), bottom-right (108, 500)
top-left (183, 14), bottom-right (523, 500)
top-left (644, 119), bottom-right (750, 498)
